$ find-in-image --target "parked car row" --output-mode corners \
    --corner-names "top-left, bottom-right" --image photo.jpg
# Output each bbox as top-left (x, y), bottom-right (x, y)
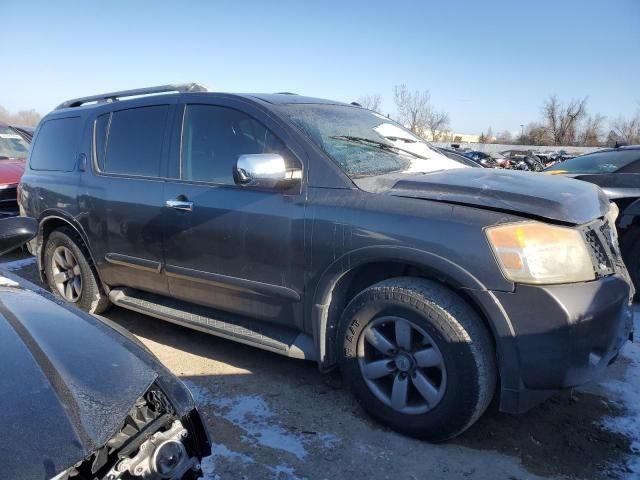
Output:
top-left (11, 83), bottom-right (634, 453)
top-left (448, 145), bottom-right (578, 171)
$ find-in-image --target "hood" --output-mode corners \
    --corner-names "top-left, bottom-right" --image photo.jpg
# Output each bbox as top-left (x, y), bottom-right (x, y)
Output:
top-left (0, 282), bottom-right (160, 480)
top-left (357, 168), bottom-right (609, 225)
top-left (0, 158), bottom-right (25, 185)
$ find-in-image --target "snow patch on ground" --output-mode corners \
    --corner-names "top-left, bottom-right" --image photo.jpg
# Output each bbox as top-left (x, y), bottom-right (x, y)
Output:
top-left (201, 443), bottom-right (255, 480)
top-left (269, 463), bottom-right (306, 480)
top-left (186, 381), bottom-right (309, 459)
top-left (602, 311), bottom-right (640, 478)
top-left (1, 256), bottom-right (36, 271)
top-left (0, 275), bottom-right (19, 286)
top-left (186, 380), bottom-right (335, 479)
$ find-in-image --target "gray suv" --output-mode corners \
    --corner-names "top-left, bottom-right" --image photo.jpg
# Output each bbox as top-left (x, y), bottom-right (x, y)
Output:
top-left (19, 84), bottom-right (634, 441)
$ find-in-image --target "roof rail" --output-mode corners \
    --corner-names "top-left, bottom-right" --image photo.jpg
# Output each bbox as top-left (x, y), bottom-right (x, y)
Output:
top-left (55, 83), bottom-right (208, 110)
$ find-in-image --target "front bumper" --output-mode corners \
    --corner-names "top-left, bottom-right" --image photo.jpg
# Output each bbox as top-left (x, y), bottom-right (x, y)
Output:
top-left (489, 274), bottom-right (633, 413)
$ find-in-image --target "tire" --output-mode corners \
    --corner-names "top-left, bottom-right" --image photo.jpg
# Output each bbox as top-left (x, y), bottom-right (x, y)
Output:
top-left (620, 225), bottom-right (640, 299)
top-left (338, 277), bottom-right (496, 441)
top-left (44, 227), bottom-right (111, 314)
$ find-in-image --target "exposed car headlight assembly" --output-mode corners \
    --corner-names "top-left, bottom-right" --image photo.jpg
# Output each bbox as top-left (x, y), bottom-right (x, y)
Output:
top-left (485, 222), bottom-right (595, 284)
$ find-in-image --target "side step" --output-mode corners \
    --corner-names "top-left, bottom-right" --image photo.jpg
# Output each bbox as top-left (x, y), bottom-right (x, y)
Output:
top-left (109, 288), bottom-right (318, 361)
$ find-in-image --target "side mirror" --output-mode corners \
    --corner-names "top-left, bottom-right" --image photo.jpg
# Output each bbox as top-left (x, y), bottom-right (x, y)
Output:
top-left (234, 154), bottom-right (301, 189)
top-left (0, 217), bottom-right (37, 256)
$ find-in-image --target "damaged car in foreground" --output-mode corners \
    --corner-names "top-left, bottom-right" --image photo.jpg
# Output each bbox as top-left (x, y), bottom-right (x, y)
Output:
top-left (20, 86), bottom-right (635, 441)
top-left (0, 216), bottom-right (210, 479)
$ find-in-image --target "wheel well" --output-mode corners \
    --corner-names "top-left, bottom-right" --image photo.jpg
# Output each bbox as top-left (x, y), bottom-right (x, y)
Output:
top-left (38, 217), bottom-right (99, 279)
top-left (322, 261), bottom-right (498, 369)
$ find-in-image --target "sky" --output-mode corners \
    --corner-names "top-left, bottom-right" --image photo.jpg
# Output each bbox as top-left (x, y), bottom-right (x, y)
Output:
top-left (2, 0), bottom-right (639, 134)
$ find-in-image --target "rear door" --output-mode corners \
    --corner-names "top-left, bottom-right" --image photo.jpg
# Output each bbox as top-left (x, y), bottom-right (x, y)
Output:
top-left (80, 100), bottom-right (175, 295)
top-left (162, 97), bottom-right (306, 328)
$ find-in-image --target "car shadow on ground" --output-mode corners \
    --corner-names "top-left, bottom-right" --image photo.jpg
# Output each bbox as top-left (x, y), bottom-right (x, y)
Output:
top-left (105, 304), bottom-right (633, 480)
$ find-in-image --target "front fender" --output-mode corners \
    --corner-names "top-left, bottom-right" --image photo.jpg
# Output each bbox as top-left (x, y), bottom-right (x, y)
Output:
top-left (310, 245), bottom-right (517, 372)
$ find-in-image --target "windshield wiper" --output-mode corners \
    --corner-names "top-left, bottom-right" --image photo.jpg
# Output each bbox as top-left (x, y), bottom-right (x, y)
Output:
top-left (328, 135), bottom-right (429, 160)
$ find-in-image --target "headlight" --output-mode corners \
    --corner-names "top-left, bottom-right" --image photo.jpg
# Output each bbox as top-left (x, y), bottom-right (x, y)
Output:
top-left (485, 222), bottom-right (595, 284)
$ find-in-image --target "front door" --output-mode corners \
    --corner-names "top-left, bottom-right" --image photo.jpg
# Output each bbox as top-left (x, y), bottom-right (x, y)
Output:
top-left (162, 99), bottom-right (306, 328)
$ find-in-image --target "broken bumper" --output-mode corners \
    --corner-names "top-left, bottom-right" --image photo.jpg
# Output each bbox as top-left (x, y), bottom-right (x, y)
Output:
top-left (490, 274), bottom-right (634, 414)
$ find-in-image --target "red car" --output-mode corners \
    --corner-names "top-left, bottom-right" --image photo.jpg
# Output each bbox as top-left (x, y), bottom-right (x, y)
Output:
top-left (0, 121), bottom-right (30, 216)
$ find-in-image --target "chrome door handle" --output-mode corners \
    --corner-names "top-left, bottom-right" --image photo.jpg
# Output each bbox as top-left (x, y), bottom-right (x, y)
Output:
top-left (165, 199), bottom-right (194, 212)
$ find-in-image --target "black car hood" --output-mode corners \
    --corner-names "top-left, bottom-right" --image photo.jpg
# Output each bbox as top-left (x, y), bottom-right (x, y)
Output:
top-left (356, 168), bottom-right (609, 224)
top-left (0, 279), bottom-right (162, 479)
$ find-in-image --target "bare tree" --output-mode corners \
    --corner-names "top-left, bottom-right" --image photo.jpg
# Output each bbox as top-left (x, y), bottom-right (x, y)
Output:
top-left (542, 95), bottom-right (588, 145)
top-left (580, 114), bottom-right (606, 146)
top-left (611, 115), bottom-right (640, 144)
top-left (357, 94), bottom-right (382, 113)
top-left (393, 84), bottom-right (432, 134)
top-left (425, 110), bottom-right (450, 142)
top-left (0, 105), bottom-right (42, 126)
top-left (517, 122), bottom-right (552, 146)
top-left (495, 130), bottom-right (513, 144)
top-left (485, 127), bottom-right (494, 143)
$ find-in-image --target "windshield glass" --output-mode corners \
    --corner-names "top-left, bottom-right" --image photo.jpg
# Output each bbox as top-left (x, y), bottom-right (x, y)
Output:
top-left (0, 127), bottom-right (30, 158)
top-left (546, 150), bottom-right (640, 174)
top-left (278, 104), bottom-right (466, 178)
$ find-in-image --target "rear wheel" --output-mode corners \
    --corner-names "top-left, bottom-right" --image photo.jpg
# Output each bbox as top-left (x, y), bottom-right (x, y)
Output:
top-left (44, 228), bottom-right (111, 314)
top-left (338, 277), bottom-right (496, 441)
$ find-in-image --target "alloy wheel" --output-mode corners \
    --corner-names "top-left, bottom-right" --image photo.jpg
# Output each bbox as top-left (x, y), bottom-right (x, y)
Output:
top-left (357, 316), bottom-right (447, 415)
top-left (51, 246), bottom-right (82, 302)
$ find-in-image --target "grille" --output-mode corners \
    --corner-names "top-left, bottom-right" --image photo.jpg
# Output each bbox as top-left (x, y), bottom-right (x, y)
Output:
top-left (582, 218), bottom-right (626, 278)
top-left (584, 228), bottom-right (611, 272)
top-left (0, 185), bottom-right (17, 203)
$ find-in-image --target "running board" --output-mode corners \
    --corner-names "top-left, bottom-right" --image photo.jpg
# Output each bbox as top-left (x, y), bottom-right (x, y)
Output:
top-left (108, 288), bottom-right (318, 361)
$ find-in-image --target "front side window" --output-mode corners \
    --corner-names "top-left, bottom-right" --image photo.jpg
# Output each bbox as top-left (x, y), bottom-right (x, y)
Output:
top-left (30, 117), bottom-right (81, 171)
top-left (181, 104), bottom-right (286, 184)
top-left (100, 105), bottom-right (169, 177)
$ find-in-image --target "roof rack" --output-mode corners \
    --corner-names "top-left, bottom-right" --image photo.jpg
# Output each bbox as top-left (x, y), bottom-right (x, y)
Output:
top-left (55, 83), bottom-right (208, 110)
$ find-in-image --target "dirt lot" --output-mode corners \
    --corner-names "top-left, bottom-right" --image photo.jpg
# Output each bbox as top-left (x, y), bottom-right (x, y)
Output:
top-left (3, 252), bottom-right (638, 480)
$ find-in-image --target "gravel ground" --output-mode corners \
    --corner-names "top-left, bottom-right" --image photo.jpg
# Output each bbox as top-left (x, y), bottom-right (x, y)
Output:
top-left (3, 251), bottom-right (638, 480)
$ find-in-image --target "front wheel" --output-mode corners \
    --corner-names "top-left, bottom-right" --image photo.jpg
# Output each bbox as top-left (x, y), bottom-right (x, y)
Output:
top-left (338, 277), bottom-right (497, 441)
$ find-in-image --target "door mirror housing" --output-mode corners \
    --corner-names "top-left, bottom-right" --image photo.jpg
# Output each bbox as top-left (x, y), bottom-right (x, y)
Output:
top-left (0, 216), bottom-right (37, 256)
top-left (234, 154), bottom-right (301, 189)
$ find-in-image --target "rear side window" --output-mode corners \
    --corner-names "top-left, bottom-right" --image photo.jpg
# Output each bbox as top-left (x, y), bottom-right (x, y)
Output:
top-left (30, 117), bottom-right (81, 171)
top-left (99, 105), bottom-right (169, 177)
